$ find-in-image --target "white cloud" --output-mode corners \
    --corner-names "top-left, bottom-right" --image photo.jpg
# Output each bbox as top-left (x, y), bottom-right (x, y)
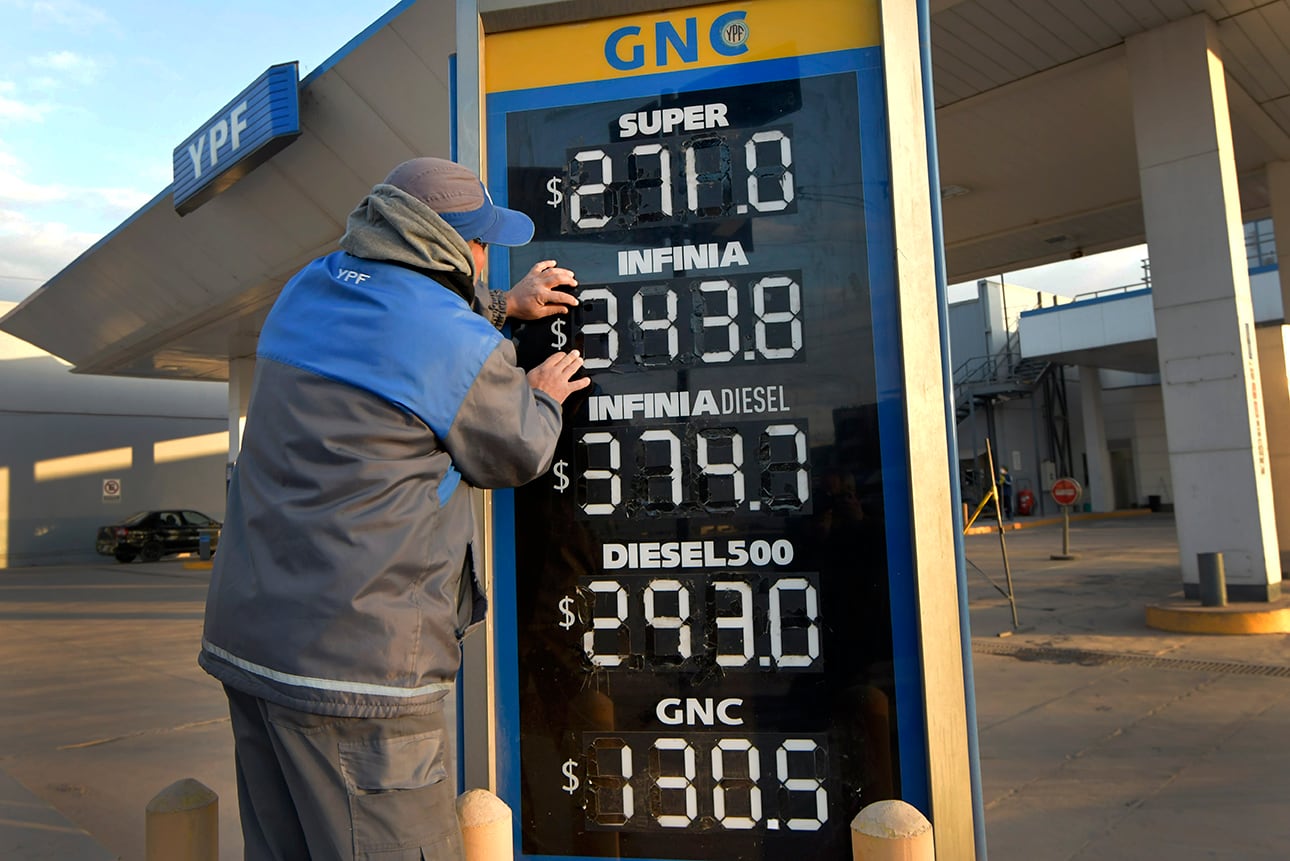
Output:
top-left (29, 50), bottom-right (100, 84)
top-left (0, 145), bottom-right (150, 302)
top-left (0, 81), bottom-right (50, 122)
top-left (0, 150), bottom-right (62, 203)
top-left (0, 206), bottom-right (99, 297)
top-left (0, 146), bottom-right (152, 211)
top-left (27, 0), bottom-right (113, 31)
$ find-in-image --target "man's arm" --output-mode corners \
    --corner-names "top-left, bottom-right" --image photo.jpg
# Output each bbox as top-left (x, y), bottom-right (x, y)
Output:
top-left (441, 341), bottom-right (588, 489)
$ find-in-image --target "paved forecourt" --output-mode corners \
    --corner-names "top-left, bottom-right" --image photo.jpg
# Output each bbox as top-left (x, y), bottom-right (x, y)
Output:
top-left (2, 515), bottom-right (1290, 860)
top-left (964, 514), bottom-right (1290, 861)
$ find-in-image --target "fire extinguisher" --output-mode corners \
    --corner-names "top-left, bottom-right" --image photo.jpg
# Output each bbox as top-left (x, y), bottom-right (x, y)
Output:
top-left (1017, 487), bottom-right (1035, 516)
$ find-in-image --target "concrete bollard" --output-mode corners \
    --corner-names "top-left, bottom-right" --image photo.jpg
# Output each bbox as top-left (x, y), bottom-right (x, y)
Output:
top-left (145, 778), bottom-right (218, 861)
top-left (1198, 552), bottom-right (1227, 607)
top-left (457, 788), bottom-right (513, 861)
top-left (851, 799), bottom-right (933, 861)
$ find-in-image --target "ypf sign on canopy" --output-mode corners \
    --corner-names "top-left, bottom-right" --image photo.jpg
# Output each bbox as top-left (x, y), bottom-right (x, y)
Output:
top-left (172, 62), bottom-right (302, 215)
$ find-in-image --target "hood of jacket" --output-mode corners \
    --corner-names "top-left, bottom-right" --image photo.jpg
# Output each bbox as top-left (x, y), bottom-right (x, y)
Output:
top-left (339, 183), bottom-right (477, 303)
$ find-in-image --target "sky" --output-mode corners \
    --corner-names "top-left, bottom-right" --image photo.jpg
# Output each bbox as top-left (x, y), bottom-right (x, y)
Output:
top-left (947, 245), bottom-right (1150, 303)
top-left (0, 0), bottom-right (1151, 306)
top-left (0, 0), bottom-right (401, 303)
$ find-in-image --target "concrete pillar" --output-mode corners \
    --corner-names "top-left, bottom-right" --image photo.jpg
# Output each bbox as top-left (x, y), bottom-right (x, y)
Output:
top-left (1127, 15), bottom-right (1281, 601)
top-left (1266, 164), bottom-right (1290, 581)
top-left (1078, 366), bottom-right (1115, 512)
top-left (1256, 325), bottom-right (1290, 579)
top-left (0, 465), bottom-right (8, 569)
top-left (1269, 162), bottom-right (1290, 314)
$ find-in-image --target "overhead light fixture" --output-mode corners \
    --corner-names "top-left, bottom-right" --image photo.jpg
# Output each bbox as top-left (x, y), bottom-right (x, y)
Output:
top-left (940, 184), bottom-right (971, 200)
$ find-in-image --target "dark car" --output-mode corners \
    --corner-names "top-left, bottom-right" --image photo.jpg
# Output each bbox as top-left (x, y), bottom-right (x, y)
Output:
top-left (95, 510), bottom-right (222, 563)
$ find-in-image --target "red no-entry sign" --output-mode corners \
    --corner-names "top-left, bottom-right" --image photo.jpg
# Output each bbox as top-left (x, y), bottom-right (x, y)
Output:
top-left (1051, 477), bottom-right (1083, 508)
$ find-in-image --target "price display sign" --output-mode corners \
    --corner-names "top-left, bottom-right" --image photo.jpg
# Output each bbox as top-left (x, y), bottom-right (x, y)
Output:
top-left (482, 2), bottom-right (933, 858)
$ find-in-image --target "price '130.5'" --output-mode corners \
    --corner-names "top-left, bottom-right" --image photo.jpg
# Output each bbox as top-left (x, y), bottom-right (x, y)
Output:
top-left (569, 732), bottom-right (830, 833)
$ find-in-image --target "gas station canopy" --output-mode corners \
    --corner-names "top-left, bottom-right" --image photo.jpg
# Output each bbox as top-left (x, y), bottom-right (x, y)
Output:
top-left (3, 0), bottom-right (1289, 381)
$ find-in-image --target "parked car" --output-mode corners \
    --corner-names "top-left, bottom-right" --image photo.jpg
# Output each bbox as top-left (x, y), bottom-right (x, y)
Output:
top-left (95, 510), bottom-right (222, 563)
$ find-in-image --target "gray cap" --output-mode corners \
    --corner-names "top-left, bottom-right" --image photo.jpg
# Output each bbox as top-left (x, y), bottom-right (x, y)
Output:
top-left (383, 157), bottom-right (534, 246)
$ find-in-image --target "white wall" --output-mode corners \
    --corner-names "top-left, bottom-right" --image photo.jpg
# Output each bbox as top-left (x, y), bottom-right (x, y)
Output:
top-left (1101, 382), bottom-right (1170, 508)
top-left (0, 302), bottom-right (228, 567)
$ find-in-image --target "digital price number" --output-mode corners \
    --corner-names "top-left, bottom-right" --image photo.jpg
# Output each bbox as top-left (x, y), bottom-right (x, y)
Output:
top-left (559, 124), bottom-right (796, 233)
top-left (564, 732), bottom-right (829, 833)
top-left (568, 421), bottom-right (811, 519)
top-left (548, 271), bottom-right (804, 371)
top-left (557, 570), bottom-right (821, 672)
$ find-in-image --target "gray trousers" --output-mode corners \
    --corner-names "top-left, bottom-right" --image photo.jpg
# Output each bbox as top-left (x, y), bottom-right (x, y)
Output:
top-left (225, 686), bottom-right (465, 861)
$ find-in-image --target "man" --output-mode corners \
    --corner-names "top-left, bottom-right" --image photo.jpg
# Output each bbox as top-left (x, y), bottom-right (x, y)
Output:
top-left (199, 158), bottom-right (587, 860)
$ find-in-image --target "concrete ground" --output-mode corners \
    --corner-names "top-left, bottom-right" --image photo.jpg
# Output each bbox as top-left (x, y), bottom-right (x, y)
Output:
top-left (1, 514), bottom-right (1287, 860)
top-left (965, 513), bottom-right (1290, 860)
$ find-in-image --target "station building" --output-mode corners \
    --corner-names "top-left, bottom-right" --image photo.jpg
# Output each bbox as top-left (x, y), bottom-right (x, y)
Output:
top-left (0, 302), bottom-right (226, 567)
top-left (953, 228), bottom-right (1280, 527)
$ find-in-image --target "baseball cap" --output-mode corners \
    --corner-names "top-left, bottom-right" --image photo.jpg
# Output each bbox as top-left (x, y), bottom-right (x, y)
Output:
top-left (383, 157), bottom-right (534, 247)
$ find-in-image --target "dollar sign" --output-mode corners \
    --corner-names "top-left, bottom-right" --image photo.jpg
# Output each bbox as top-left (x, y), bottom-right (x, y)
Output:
top-left (546, 176), bottom-right (563, 208)
top-left (561, 759), bottom-right (580, 794)
top-left (552, 460), bottom-right (569, 493)
top-left (558, 595), bottom-right (576, 629)
top-left (551, 318), bottom-right (568, 350)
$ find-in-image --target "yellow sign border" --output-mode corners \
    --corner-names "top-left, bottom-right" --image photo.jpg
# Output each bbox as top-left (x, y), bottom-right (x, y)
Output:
top-left (485, 0), bottom-right (880, 93)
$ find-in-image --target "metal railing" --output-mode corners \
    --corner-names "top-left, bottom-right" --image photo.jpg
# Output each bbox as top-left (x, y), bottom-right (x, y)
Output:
top-left (1069, 280), bottom-right (1151, 303)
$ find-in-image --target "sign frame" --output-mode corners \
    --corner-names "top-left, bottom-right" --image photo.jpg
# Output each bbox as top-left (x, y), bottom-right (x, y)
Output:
top-left (457, 1), bottom-right (978, 858)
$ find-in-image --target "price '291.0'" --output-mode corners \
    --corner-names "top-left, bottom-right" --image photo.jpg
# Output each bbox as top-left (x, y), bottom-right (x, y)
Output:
top-left (564, 126), bottom-right (796, 232)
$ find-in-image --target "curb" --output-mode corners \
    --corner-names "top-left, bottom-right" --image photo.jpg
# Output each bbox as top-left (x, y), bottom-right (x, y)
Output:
top-left (964, 507), bottom-right (1152, 536)
top-left (1145, 599), bottom-right (1290, 635)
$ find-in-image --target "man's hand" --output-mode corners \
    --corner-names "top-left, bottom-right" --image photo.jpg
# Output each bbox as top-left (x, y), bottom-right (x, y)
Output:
top-left (527, 350), bottom-right (591, 404)
top-left (507, 260), bottom-right (579, 320)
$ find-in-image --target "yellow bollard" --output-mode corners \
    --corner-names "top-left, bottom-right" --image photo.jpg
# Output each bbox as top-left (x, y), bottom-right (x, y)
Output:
top-left (457, 788), bottom-right (513, 861)
top-left (145, 778), bottom-right (218, 861)
top-left (852, 799), bottom-right (934, 861)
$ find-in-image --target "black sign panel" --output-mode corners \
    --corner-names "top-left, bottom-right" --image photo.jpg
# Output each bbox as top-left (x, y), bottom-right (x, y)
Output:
top-left (488, 50), bottom-right (920, 861)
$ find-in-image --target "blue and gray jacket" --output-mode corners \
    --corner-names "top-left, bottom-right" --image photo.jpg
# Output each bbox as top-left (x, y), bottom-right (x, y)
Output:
top-left (200, 186), bottom-right (561, 717)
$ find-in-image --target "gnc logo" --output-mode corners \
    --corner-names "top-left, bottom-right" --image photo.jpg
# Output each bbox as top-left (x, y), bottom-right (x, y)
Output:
top-left (604, 10), bottom-right (749, 71)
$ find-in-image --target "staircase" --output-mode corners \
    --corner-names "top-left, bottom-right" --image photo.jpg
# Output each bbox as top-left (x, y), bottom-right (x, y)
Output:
top-left (953, 333), bottom-right (1053, 424)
